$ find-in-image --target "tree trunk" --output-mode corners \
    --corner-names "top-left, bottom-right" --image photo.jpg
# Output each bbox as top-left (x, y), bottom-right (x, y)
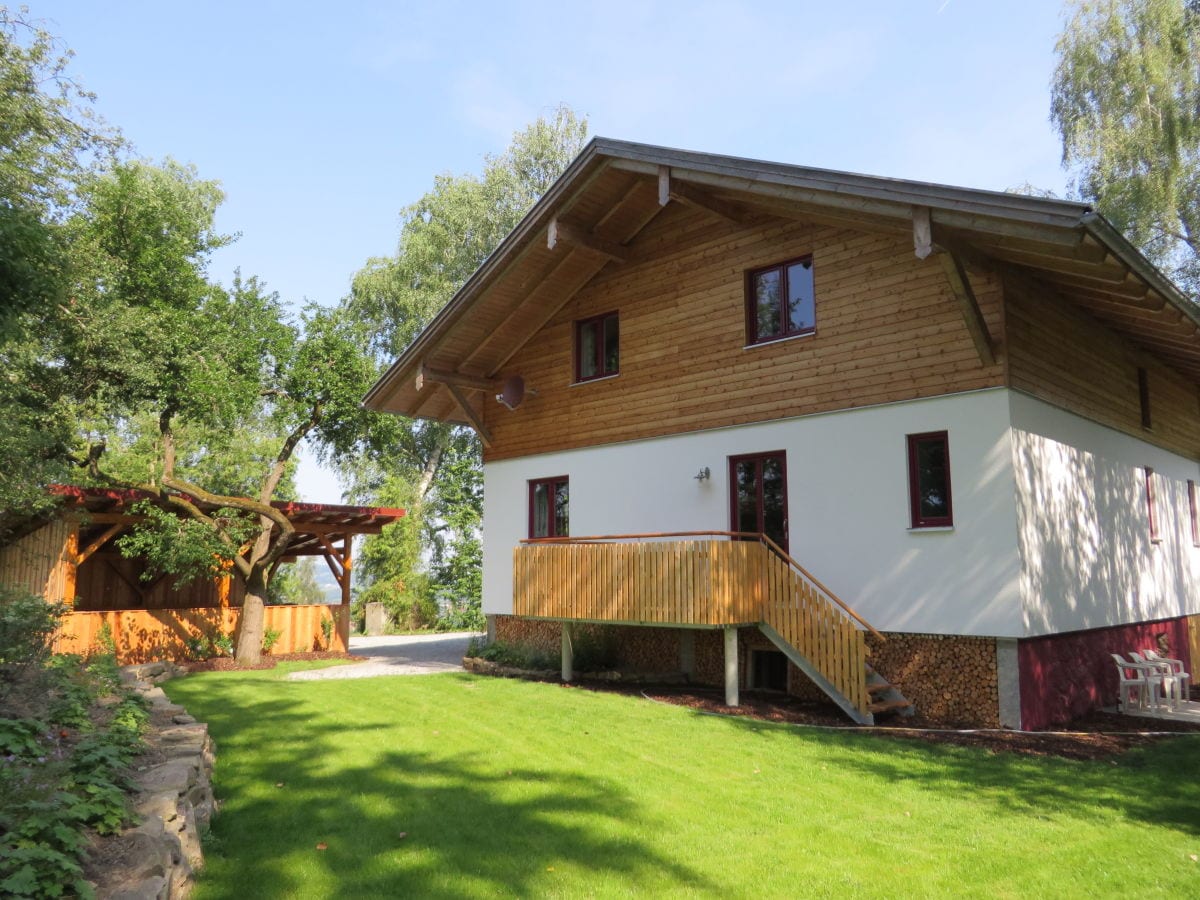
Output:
top-left (236, 566), bottom-right (269, 665)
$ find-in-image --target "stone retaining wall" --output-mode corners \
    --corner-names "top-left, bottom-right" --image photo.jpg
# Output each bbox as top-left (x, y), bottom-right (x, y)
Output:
top-left (96, 662), bottom-right (217, 900)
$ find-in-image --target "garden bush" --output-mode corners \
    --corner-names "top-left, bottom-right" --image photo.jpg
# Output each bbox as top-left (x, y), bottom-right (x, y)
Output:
top-left (0, 637), bottom-right (149, 898)
top-left (0, 588), bottom-right (64, 704)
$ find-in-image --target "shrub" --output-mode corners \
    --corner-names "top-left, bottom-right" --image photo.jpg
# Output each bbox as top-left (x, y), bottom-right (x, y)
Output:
top-left (433, 586), bottom-right (485, 632)
top-left (0, 652), bottom-right (147, 898)
top-left (320, 615), bottom-right (334, 649)
top-left (478, 640), bottom-right (558, 670)
top-left (360, 577), bottom-right (437, 632)
top-left (262, 628), bottom-right (283, 654)
top-left (183, 634), bottom-right (210, 659)
top-left (210, 632), bottom-right (234, 657)
top-left (573, 629), bottom-right (618, 672)
top-left (46, 655), bottom-right (94, 731)
top-left (0, 588), bottom-right (64, 700)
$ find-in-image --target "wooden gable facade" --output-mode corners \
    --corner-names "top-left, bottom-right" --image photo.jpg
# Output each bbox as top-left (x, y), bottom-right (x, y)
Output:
top-left (366, 139), bottom-right (1200, 467)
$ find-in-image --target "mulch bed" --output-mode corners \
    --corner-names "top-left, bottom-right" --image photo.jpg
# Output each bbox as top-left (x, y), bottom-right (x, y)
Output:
top-left (182, 651), bottom-right (367, 673)
top-left (567, 682), bottom-right (1200, 761)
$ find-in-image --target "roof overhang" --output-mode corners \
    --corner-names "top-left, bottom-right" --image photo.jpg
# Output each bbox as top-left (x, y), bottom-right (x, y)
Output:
top-left (364, 138), bottom-right (1200, 427)
top-left (43, 485), bottom-right (405, 558)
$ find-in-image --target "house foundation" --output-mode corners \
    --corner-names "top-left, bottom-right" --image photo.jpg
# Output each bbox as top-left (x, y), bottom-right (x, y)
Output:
top-left (488, 613), bottom-right (1199, 729)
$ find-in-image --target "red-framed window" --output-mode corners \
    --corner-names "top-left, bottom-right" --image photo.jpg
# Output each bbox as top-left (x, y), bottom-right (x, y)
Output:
top-left (745, 255), bottom-right (815, 345)
top-left (575, 312), bottom-right (619, 382)
top-left (1189, 480), bottom-right (1199, 547)
top-left (907, 432), bottom-right (953, 528)
top-left (1145, 467), bottom-right (1161, 542)
top-left (529, 476), bottom-right (569, 539)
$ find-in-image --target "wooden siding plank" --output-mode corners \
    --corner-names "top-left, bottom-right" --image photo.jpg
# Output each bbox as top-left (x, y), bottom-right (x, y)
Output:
top-left (482, 218), bottom-right (1005, 462)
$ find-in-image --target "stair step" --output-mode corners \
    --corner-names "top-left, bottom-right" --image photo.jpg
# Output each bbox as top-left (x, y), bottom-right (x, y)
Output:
top-left (866, 681), bottom-right (895, 694)
top-left (869, 698), bottom-right (915, 714)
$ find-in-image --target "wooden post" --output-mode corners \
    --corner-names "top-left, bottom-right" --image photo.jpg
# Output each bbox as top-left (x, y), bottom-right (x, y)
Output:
top-left (63, 523), bottom-right (79, 608)
top-left (339, 539), bottom-right (352, 652)
top-left (724, 626), bottom-right (739, 707)
top-left (561, 622), bottom-right (574, 683)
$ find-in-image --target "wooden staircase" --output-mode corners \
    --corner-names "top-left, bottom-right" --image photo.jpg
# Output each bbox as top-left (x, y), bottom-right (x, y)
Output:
top-left (513, 531), bottom-right (917, 724)
top-left (757, 540), bottom-right (914, 724)
top-left (865, 665), bottom-right (916, 718)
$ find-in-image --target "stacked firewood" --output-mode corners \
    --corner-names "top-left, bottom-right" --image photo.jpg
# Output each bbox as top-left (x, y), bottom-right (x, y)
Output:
top-left (866, 632), bottom-right (1000, 727)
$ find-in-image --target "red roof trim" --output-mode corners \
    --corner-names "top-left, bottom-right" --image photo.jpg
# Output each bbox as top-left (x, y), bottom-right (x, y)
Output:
top-left (48, 485), bottom-right (405, 524)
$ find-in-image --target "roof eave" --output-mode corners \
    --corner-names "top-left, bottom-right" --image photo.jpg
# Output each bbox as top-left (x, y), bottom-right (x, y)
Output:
top-left (1079, 212), bottom-right (1200, 329)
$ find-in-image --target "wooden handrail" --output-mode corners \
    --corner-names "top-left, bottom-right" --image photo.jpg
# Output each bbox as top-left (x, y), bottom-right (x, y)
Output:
top-left (520, 530), bottom-right (882, 640)
top-left (756, 534), bottom-right (884, 641)
top-left (521, 530), bottom-right (755, 543)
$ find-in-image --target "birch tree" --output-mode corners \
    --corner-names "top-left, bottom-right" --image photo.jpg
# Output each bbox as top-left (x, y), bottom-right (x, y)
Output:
top-left (1052, 0), bottom-right (1200, 294)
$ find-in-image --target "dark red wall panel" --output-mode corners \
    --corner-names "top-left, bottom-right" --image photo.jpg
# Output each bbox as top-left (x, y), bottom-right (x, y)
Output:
top-left (1017, 617), bottom-right (1191, 730)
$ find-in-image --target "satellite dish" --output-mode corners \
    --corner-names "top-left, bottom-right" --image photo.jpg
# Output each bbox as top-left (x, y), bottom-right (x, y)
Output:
top-left (497, 375), bottom-right (525, 411)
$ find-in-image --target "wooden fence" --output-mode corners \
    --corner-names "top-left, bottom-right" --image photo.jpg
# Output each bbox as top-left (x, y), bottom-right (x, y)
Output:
top-left (513, 533), bottom-right (875, 717)
top-left (54, 604), bottom-right (347, 664)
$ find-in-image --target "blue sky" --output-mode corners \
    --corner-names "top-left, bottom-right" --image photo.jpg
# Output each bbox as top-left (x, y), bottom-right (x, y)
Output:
top-left (31, 0), bottom-right (1074, 499)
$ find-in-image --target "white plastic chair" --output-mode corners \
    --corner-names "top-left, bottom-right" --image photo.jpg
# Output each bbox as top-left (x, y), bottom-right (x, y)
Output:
top-left (1141, 649), bottom-right (1191, 709)
top-left (1130, 651), bottom-right (1178, 710)
top-left (1111, 653), bottom-right (1155, 713)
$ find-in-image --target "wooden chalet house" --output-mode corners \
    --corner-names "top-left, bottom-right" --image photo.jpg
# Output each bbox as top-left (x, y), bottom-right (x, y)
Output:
top-left (365, 139), bottom-right (1200, 728)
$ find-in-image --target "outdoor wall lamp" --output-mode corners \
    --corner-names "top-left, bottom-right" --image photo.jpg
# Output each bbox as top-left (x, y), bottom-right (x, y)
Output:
top-left (694, 467), bottom-right (711, 482)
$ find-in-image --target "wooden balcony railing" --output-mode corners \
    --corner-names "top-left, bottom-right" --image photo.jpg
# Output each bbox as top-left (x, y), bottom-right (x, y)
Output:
top-left (513, 532), bottom-right (880, 718)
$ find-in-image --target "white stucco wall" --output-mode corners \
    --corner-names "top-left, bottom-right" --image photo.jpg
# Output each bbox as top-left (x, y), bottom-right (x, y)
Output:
top-left (483, 388), bottom-right (1024, 637)
top-left (1010, 391), bottom-right (1200, 637)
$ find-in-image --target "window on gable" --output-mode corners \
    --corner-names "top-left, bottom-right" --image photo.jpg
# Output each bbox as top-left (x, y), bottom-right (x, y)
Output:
top-left (1145, 467), bottom-right (1161, 542)
top-left (1189, 480), bottom-right (1199, 547)
top-left (529, 476), bottom-right (569, 539)
top-left (575, 312), bottom-right (619, 382)
top-left (907, 432), bottom-right (953, 528)
top-left (746, 256), bottom-right (815, 345)
top-left (1138, 367), bottom-right (1152, 429)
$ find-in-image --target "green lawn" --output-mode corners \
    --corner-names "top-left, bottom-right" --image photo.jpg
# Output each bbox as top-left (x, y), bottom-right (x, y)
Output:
top-left (164, 666), bottom-right (1200, 898)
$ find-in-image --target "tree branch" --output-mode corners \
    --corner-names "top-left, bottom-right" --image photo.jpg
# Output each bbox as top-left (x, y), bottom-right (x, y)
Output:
top-left (260, 402), bottom-right (323, 505)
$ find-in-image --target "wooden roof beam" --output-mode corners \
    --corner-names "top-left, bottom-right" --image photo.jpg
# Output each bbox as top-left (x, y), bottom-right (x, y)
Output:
top-left (75, 523), bottom-right (125, 565)
top-left (446, 382), bottom-right (493, 447)
top-left (913, 206), bottom-right (934, 260)
top-left (938, 251), bottom-right (996, 366)
top-left (416, 364), bottom-right (497, 393)
top-left (547, 216), bottom-right (629, 262)
top-left (658, 166), bottom-right (754, 226)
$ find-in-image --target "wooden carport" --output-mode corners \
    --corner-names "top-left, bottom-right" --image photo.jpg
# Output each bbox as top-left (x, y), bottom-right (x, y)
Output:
top-left (0, 486), bottom-right (405, 663)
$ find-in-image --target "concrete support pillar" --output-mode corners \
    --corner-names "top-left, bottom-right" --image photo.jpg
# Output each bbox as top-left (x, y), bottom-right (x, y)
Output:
top-left (723, 626), bottom-right (739, 706)
top-left (996, 637), bottom-right (1021, 729)
top-left (561, 622), bottom-right (574, 683)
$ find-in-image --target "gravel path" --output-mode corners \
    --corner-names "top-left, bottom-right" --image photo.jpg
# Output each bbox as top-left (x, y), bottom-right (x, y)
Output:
top-left (287, 631), bottom-right (482, 681)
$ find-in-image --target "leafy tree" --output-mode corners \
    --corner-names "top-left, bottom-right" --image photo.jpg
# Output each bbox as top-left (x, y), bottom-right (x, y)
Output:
top-left (0, 13), bottom-right (381, 664)
top-left (1052, 0), bottom-right (1200, 293)
top-left (54, 161), bottom-right (380, 663)
top-left (0, 8), bottom-right (121, 525)
top-left (345, 107), bottom-right (588, 630)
